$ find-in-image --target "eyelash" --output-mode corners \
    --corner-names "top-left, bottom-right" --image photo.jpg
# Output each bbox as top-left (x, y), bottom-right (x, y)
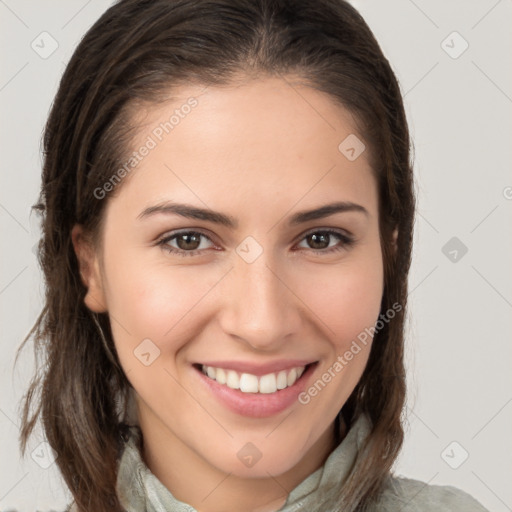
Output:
top-left (156, 228), bottom-right (355, 257)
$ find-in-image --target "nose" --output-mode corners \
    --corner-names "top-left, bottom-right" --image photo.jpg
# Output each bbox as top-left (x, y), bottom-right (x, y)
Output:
top-left (217, 251), bottom-right (303, 352)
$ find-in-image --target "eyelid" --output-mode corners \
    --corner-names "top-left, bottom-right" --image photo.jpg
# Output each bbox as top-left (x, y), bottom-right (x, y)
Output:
top-left (156, 228), bottom-right (217, 248)
top-left (157, 226), bottom-right (353, 243)
top-left (298, 226), bottom-right (354, 241)
top-left (156, 226), bottom-right (356, 257)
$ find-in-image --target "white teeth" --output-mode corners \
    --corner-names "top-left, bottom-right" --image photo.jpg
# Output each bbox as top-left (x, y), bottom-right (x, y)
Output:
top-left (201, 364), bottom-right (307, 394)
top-left (287, 368), bottom-right (297, 387)
top-left (259, 373), bottom-right (277, 394)
top-left (276, 371), bottom-right (288, 390)
top-left (240, 373), bottom-right (259, 393)
top-left (226, 370), bottom-right (240, 390)
top-left (216, 368), bottom-right (227, 385)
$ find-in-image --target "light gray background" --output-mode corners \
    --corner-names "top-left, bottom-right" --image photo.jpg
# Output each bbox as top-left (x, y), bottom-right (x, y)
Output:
top-left (1, 0), bottom-right (511, 510)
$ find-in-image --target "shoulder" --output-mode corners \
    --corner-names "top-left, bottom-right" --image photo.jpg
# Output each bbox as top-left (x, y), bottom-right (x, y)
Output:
top-left (378, 475), bottom-right (490, 512)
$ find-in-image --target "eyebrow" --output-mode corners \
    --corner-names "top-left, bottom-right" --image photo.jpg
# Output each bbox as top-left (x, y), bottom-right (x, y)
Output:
top-left (137, 200), bottom-right (368, 228)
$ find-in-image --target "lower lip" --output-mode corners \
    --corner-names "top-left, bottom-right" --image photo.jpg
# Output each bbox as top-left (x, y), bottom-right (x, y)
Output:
top-left (195, 364), bottom-right (317, 418)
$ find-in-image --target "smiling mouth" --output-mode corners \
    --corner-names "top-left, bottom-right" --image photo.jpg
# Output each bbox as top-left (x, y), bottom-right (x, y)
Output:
top-left (194, 363), bottom-right (315, 394)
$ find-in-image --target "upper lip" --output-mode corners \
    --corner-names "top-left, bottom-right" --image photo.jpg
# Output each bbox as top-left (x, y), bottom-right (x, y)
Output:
top-left (195, 359), bottom-right (316, 376)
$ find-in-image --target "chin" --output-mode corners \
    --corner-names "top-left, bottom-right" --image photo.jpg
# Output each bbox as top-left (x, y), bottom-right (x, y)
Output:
top-left (201, 430), bottom-right (317, 479)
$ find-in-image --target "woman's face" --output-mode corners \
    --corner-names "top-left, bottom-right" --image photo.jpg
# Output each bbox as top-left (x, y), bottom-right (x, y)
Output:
top-left (75, 77), bottom-right (384, 480)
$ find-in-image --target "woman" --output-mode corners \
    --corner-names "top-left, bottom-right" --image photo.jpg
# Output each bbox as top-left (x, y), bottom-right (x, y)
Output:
top-left (17, 0), bottom-right (489, 511)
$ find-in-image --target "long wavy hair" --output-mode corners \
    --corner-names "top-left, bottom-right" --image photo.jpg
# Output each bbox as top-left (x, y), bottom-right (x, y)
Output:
top-left (17, 0), bottom-right (415, 510)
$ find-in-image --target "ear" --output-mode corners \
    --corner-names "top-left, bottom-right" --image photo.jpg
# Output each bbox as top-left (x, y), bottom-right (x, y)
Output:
top-left (71, 224), bottom-right (108, 313)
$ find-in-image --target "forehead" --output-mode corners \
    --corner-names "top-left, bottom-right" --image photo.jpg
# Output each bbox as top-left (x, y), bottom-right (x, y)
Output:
top-left (108, 77), bottom-right (377, 220)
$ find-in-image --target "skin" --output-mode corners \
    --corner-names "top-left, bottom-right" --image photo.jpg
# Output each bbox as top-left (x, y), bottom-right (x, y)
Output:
top-left (72, 76), bottom-right (390, 512)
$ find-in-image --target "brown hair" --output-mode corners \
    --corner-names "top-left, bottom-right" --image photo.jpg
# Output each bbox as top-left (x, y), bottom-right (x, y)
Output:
top-left (17, 0), bottom-right (415, 510)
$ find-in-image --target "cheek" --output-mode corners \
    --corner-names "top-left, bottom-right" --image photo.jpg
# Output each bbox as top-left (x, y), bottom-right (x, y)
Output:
top-left (298, 253), bottom-right (384, 350)
top-left (102, 250), bottom-right (217, 354)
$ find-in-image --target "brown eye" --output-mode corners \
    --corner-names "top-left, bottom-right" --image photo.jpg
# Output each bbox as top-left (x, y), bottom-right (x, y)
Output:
top-left (174, 233), bottom-right (202, 250)
top-left (158, 231), bottom-right (214, 256)
top-left (297, 229), bottom-right (355, 254)
top-left (306, 232), bottom-right (330, 250)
